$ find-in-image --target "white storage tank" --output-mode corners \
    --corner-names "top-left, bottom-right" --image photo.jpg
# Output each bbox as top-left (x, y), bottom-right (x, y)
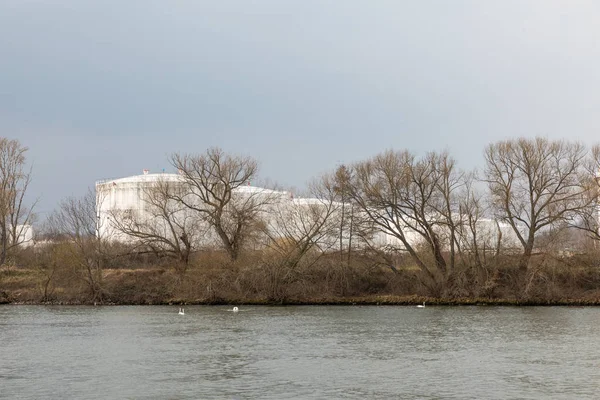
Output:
top-left (95, 171), bottom-right (186, 241)
top-left (15, 225), bottom-right (34, 247)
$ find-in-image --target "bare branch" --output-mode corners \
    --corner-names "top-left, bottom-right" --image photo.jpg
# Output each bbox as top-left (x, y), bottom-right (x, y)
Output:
top-left (0, 138), bottom-right (36, 264)
top-left (484, 137), bottom-right (592, 269)
top-left (170, 148), bottom-right (269, 260)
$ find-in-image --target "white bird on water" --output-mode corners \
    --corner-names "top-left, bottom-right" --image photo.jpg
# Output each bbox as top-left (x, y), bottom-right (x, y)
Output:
top-left (417, 302), bottom-right (426, 308)
top-left (232, 306), bottom-right (239, 312)
top-left (178, 308), bottom-right (185, 315)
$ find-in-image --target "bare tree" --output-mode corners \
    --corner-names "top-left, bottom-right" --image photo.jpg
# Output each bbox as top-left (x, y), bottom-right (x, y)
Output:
top-left (0, 138), bottom-right (36, 265)
top-left (258, 180), bottom-right (340, 299)
top-left (170, 148), bottom-right (270, 261)
top-left (107, 177), bottom-right (207, 271)
top-left (332, 165), bottom-right (355, 267)
top-left (47, 189), bottom-right (109, 302)
top-left (569, 144), bottom-right (600, 244)
top-left (32, 237), bottom-right (60, 302)
top-left (484, 137), bottom-right (591, 269)
top-left (428, 151), bottom-right (465, 273)
top-left (345, 150), bottom-right (462, 289)
top-left (454, 171), bottom-right (518, 297)
top-left (456, 172), bottom-right (491, 269)
top-left (329, 167), bottom-right (388, 291)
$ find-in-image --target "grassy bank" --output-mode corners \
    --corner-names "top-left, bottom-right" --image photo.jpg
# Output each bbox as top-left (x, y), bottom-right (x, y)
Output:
top-left (3, 247), bottom-right (600, 306)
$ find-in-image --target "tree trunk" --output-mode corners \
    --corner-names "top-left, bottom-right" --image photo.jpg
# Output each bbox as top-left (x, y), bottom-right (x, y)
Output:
top-left (0, 232), bottom-right (7, 266)
top-left (214, 225), bottom-right (238, 261)
top-left (519, 241), bottom-right (534, 270)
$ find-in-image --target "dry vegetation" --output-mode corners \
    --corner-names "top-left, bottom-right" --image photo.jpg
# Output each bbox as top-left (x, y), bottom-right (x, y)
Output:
top-left (4, 242), bottom-right (600, 305)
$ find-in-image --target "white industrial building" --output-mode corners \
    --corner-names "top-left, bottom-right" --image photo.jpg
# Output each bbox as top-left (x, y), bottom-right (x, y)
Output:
top-left (96, 172), bottom-right (302, 247)
top-left (96, 172), bottom-right (190, 242)
top-left (96, 171), bottom-right (520, 255)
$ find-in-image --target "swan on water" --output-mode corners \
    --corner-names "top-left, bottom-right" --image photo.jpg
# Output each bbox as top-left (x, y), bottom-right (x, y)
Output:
top-left (178, 308), bottom-right (185, 315)
top-left (232, 306), bottom-right (239, 312)
top-left (417, 302), bottom-right (426, 308)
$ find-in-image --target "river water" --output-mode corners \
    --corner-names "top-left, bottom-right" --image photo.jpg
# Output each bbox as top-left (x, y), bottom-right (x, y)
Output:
top-left (1, 305), bottom-right (599, 399)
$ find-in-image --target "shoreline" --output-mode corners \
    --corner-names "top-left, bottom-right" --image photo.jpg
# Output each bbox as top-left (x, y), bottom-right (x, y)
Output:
top-left (3, 295), bottom-right (600, 307)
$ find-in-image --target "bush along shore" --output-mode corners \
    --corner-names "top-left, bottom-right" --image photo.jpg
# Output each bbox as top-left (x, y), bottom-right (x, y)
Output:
top-left (3, 247), bottom-right (600, 306)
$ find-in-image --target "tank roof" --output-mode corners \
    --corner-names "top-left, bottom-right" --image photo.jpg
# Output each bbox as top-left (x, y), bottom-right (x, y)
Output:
top-left (96, 173), bottom-right (182, 186)
top-left (233, 185), bottom-right (288, 196)
top-left (96, 175), bottom-right (287, 197)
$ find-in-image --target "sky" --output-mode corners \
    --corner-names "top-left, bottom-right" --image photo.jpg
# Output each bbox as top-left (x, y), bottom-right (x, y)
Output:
top-left (2, 0), bottom-right (600, 218)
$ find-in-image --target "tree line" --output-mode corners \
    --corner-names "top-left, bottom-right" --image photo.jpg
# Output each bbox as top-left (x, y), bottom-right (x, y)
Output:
top-left (4, 137), bottom-right (600, 304)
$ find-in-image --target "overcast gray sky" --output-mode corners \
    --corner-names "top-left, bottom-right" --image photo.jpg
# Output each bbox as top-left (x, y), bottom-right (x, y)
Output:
top-left (2, 0), bottom-right (600, 216)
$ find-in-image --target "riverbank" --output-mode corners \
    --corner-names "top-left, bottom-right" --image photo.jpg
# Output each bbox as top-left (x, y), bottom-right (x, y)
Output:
top-left (4, 292), bottom-right (600, 307)
top-left (4, 252), bottom-right (600, 307)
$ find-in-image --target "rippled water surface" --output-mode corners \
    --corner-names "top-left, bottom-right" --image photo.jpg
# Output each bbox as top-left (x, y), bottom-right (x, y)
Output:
top-left (1, 305), bottom-right (600, 399)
